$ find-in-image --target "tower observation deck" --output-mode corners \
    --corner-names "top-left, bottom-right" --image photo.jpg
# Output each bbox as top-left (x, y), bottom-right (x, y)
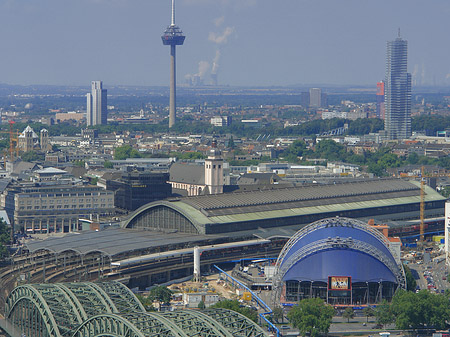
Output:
top-left (161, 0), bottom-right (185, 128)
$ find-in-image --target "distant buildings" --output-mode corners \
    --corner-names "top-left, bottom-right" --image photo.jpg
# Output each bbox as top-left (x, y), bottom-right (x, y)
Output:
top-left (1, 168), bottom-right (114, 234)
top-left (309, 88), bottom-right (322, 107)
top-left (210, 116), bottom-right (231, 127)
top-left (87, 81), bottom-right (107, 126)
top-left (376, 81), bottom-right (385, 119)
top-left (102, 171), bottom-right (171, 211)
top-left (300, 88), bottom-right (328, 108)
top-left (384, 34), bottom-right (411, 140)
top-left (55, 111), bottom-right (85, 124)
top-left (169, 144), bottom-right (224, 196)
top-left (18, 126), bottom-right (51, 152)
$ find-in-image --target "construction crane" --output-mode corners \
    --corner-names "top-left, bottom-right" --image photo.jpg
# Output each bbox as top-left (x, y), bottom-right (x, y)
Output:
top-left (401, 165), bottom-right (446, 243)
top-left (0, 121), bottom-right (19, 166)
top-left (420, 166), bottom-right (425, 242)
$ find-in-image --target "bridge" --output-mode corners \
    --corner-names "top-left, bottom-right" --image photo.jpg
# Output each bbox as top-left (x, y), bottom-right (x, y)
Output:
top-left (0, 281), bottom-right (268, 337)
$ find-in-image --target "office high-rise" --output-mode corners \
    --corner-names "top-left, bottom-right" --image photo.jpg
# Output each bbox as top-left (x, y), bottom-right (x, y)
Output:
top-left (309, 88), bottom-right (322, 107)
top-left (376, 81), bottom-right (385, 119)
top-left (86, 81), bottom-right (107, 126)
top-left (384, 35), bottom-right (411, 140)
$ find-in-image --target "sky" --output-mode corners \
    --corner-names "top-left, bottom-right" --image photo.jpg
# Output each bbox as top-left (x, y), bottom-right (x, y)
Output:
top-left (0, 0), bottom-right (449, 87)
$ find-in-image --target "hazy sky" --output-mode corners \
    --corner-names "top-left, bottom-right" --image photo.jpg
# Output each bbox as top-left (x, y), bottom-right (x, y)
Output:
top-left (0, 0), bottom-right (449, 87)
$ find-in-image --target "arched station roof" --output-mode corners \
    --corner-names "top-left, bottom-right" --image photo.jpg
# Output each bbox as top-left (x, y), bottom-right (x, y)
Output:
top-left (273, 217), bottom-right (406, 290)
top-left (5, 282), bottom-right (267, 337)
top-left (122, 179), bottom-right (445, 235)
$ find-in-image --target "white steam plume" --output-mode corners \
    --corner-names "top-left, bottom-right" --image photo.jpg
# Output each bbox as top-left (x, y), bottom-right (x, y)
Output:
top-left (208, 26), bottom-right (235, 45)
top-left (214, 16), bottom-right (225, 27)
top-left (211, 50), bottom-right (220, 75)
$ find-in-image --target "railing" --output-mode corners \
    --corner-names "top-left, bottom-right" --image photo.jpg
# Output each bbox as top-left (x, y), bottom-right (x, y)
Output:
top-left (213, 265), bottom-right (280, 337)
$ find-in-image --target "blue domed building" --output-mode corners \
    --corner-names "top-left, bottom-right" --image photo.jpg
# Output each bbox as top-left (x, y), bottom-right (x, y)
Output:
top-left (273, 217), bottom-right (406, 306)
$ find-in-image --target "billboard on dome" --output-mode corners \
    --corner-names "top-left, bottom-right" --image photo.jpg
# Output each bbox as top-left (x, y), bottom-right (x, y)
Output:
top-left (328, 276), bottom-right (351, 291)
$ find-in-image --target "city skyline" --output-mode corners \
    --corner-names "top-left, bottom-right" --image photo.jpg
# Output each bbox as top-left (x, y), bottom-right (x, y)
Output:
top-left (0, 1), bottom-right (449, 87)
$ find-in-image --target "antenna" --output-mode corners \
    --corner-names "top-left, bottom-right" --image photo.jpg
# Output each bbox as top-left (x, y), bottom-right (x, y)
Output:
top-left (398, 27), bottom-right (401, 38)
top-left (171, 0), bottom-right (175, 26)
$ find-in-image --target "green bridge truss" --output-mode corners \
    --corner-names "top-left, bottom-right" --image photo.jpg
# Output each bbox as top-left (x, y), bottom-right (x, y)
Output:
top-left (4, 282), bottom-right (267, 337)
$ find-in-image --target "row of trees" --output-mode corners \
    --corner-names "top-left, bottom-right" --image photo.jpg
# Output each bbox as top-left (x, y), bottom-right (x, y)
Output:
top-left (0, 219), bottom-right (10, 260)
top-left (375, 290), bottom-right (450, 331)
top-left (286, 288), bottom-right (450, 337)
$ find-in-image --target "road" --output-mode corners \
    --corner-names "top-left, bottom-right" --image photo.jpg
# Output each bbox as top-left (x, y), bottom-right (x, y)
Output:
top-left (409, 258), bottom-right (448, 293)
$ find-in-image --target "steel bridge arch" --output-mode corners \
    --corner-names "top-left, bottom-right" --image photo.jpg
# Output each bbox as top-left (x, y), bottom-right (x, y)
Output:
top-left (5, 282), bottom-right (269, 337)
top-left (203, 308), bottom-right (268, 337)
top-left (71, 313), bottom-right (146, 337)
top-left (6, 284), bottom-right (66, 337)
top-left (4, 281), bottom-right (147, 337)
top-left (95, 282), bottom-right (146, 313)
top-left (161, 309), bottom-right (233, 337)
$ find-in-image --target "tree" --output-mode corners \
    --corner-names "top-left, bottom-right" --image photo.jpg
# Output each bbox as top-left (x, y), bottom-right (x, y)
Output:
top-left (135, 294), bottom-right (156, 312)
top-left (20, 151), bottom-right (45, 162)
top-left (73, 160), bottom-right (85, 167)
top-left (272, 307), bottom-right (284, 324)
top-left (343, 307), bottom-right (354, 323)
top-left (0, 218), bottom-right (10, 260)
top-left (210, 299), bottom-right (258, 322)
top-left (362, 307), bottom-right (375, 323)
top-left (104, 160), bottom-right (114, 169)
top-left (227, 136), bottom-right (236, 149)
top-left (375, 299), bottom-right (394, 328)
top-left (403, 264), bottom-right (417, 291)
top-left (114, 145), bottom-right (141, 160)
top-left (391, 289), bottom-right (450, 331)
top-left (287, 298), bottom-right (335, 337)
top-left (282, 140), bottom-right (308, 163)
top-left (198, 300), bottom-right (206, 310)
top-left (148, 286), bottom-right (173, 308)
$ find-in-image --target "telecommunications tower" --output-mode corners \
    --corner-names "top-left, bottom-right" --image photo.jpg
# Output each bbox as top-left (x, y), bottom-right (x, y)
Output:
top-left (161, 0), bottom-right (185, 128)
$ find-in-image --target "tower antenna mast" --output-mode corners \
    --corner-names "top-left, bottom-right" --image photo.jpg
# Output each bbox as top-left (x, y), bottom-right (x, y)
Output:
top-left (162, 0), bottom-right (185, 128)
top-left (171, 0), bottom-right (175, 26)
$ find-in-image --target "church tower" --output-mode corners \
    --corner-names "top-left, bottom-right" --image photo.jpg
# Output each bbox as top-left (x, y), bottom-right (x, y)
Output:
top-left (40, 129), bottom-right (49, 152)
top-left (204, 141), bottom-right (223, 195)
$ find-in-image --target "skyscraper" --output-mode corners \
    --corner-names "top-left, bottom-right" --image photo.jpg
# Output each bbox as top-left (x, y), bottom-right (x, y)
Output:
top-left (161, 0), bottom-right (185, 128)
top-left (86, 81), bottom-right (107, 126)
top-left (376, 81), bottom-right (385, 119)
top-left (384, 34), bottom-right (411, 140)
top-left (309, 88), bottom-right (322, 107)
